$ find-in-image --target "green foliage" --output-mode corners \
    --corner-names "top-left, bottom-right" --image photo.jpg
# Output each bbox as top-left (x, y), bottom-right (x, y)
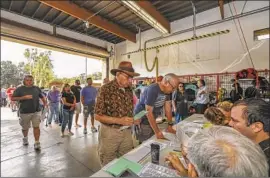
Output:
top-left (90, 72), bottom-right (102, 80)
top-left (24, 48), bottom-right (54, 88)
top-left (1, 61), bottom-right (27, 88)
top-left (2, 48), bottom-right (102, 89)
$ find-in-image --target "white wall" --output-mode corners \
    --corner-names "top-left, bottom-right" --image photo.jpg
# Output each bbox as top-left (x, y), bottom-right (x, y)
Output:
top-left (114, 1), bottom-right (269, 78)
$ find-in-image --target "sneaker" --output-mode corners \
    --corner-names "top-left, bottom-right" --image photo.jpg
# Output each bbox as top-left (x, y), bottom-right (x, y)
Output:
top-left (34, 142), bottom-right (41, 150)
top-left (59, 123), bottom-right (62, 126)
top-left (91, 127), bottom-right (97, 133)
top-left (23, 137), bottom-right (29, 146)
top-left (83, 128), bottom-right (87, 134)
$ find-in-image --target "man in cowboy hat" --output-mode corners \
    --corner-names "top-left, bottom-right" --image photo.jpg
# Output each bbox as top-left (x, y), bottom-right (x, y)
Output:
top-left (95, 61), bottom-right (141, 166)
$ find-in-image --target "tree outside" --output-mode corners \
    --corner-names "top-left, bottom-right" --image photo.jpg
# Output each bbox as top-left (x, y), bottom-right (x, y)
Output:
top-left (1, 61), bottom-right (27, 88)
top-left (1, 48), bottom-right (102, 89)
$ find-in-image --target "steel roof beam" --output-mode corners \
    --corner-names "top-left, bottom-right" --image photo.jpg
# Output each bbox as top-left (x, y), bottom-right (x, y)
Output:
top-left (39, 0), bottom-right (136, 42)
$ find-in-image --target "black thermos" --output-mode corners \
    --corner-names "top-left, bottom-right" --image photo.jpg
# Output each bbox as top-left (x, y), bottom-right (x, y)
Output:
top-left (151, 143), bottom-right (160, 164)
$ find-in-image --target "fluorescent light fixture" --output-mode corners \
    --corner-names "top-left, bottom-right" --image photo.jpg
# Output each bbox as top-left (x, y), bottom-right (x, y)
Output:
top-left (254, 28), bottom-right (269, 41)
top-left (257, 34), bottom-right (269, 40)
top-left (121, 1), bottom-right (169, 34)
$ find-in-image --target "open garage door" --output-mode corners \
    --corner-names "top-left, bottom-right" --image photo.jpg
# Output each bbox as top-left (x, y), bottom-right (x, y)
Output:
top-left (1, 20), bottom-right (109, 60)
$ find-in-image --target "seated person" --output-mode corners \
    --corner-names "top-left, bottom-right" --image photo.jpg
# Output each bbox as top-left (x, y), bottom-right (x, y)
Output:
top-left (165, 126), bottom-right (269, 177)
top-left (229, 98), bottom-right (270, 175)
top-left (216, 101), bottom-right (233, 119)
top-left (204, 107), bottom-right (230, 126)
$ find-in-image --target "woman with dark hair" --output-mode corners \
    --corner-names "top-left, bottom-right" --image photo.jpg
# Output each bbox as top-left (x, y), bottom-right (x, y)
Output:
top-left (172, 82), bottom-right (189, 123)
top-left (61, 84), bottom-right (76, 137)
top-left (194, 79), bottom-right (209, 114)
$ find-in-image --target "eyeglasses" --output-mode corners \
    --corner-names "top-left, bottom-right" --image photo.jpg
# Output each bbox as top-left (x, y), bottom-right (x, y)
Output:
top-left (179, 85), bottom-right (184, 88)
top-left (25, 79), bottom-right (33, 81)
top-left (168, 80), bottom-right (177, 90)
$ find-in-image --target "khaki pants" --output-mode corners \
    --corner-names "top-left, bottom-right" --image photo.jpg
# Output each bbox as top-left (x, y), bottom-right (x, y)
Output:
top-left (19, 112), bottom-right (41, 130)
top-left (98, 124), bottom-right (133, 167)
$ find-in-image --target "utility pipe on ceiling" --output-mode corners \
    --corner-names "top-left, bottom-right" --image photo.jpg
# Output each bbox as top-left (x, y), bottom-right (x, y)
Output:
top-left (141, 6), bottom-right (268, 77)
top-left (190, 0), bottom-right (197, 38)
top-left (144, 6), bottom-right (269, 46)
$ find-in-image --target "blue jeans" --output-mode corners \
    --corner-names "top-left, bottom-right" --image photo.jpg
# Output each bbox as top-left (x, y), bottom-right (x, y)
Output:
top-left (48, 102), bottom-right (60, 124)
top-left (175, 113), bottom-right (187, 124)
top-left (59, 104), bottom-right (63, 124)
top-left (62, 109), bottom-right (74, 132)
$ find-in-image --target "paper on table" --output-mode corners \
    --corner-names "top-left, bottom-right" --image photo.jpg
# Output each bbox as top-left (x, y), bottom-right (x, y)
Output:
top-left (163, 132), bottom-right (177, 141)
top-left (138, 162), bottom-right (177, 177)
top-left (105, 157), bottom-right (143, 177)
top-left (124, 146), bottom-right (151, 163)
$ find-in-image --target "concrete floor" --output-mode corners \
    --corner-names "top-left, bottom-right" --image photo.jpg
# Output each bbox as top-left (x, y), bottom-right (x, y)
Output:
top-left (1, 107), bottom-right (101, 177)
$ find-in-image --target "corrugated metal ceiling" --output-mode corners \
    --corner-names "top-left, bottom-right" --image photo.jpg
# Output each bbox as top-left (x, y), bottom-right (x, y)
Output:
top-left (1, 0), bottom-right (222, 44)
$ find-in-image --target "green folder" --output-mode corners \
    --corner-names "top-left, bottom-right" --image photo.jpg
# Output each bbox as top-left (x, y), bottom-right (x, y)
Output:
top-left (134, 110), bottom-right (148, 120)
top-left (105, 157), bottom-right (143, 177)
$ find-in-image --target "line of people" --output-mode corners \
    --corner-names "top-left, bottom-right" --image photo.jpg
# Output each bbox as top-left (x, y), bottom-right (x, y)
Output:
top-left (46, 78), bottom-right (98, 136)
top-left (11, 75), bottom-right (99, 150)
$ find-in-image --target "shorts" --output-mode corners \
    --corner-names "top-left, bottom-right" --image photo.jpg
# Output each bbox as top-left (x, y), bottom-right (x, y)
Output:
top-left (75, 102), bottom-right (81, 114)
top-left (83, 103), bottom-right (95, 119)
top-left (19, 112), bottom-right (41, 130)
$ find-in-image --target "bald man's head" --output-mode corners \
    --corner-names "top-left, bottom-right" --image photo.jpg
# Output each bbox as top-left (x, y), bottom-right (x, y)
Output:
top-left (160, 73), bottom-right (179, 94)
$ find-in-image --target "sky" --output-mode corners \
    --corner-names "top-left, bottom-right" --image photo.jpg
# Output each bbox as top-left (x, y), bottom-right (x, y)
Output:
top-left (1, 40), bottom-right (102, 78)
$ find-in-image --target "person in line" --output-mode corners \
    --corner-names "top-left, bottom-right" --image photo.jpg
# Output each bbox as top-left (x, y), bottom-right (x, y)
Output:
top-left (81, 77), bottom-right (98, 134)
top-left (204, 107), bottom-right (230, 126)
top-left (71, 80), bottom-right (82, 128)
top-left (1, 88), bottom-right (7, 107)
top-left (47, 85), bottom-right (60, 125)
top-left (172, 82), bottom-right (188, 123)
top-left (11, 75), bottom-right (47, 150)
top-left (61, 84), bottom-right (76, 137)
top-left (39, 87), bottom-right (48, 121)
top-left (194, 79), bottom-right (209, 114)
top-left (166, 126), bottom-right (269, 177)
top-left (6, 85), bottom-right (16, 112)
top-left (134, 73), bottom-right (179, 143)
top-left (95, 61), bottom-right (141, 166)
top-left (229, 98), bottom-right (270, 175)
top-left (103, 78), bottom-right (109, 85)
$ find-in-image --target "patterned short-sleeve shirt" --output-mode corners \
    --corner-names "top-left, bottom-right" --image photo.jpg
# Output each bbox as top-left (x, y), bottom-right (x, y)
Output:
top-left (94, 79), bottom-right (133, 118)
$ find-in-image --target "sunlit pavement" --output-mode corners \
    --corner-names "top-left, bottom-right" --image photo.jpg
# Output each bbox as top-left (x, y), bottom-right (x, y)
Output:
top-left (1, 106), bottom-right (101, 177)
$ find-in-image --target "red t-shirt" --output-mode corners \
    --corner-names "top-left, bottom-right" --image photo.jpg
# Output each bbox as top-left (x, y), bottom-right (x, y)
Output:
top-left (6, 87), bottom-right (15, 99)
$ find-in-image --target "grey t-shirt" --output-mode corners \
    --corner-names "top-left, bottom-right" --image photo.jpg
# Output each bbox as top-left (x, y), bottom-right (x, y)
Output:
top-left (13, 86), bottom-right (43, 114)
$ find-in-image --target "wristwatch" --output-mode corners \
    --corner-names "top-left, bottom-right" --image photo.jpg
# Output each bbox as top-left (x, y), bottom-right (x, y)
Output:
top-left (168, 121), bottom-right (174, 126)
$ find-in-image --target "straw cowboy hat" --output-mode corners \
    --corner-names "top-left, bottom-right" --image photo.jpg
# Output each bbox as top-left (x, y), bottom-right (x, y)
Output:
top-left (111, 61), bottom-right (140, 77)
